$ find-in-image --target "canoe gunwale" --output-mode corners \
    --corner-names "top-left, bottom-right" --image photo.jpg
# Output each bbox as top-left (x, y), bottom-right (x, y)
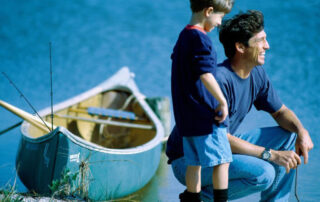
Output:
top-left (20, 125), bottom-right (158, 155)
top-left (20, 67), bottom-right (165, 155)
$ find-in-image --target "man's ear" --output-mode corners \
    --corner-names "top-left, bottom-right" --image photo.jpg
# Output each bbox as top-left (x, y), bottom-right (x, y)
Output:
top-left (235, 42), bottom-right (246, 54)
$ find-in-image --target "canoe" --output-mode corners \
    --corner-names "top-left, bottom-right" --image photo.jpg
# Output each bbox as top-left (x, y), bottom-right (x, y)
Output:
top-left (14, 67), bottom-right (165, 200)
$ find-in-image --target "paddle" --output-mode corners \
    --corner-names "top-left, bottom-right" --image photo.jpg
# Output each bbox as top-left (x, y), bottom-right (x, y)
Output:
top-left (0, 100), bottom-right (55, 133)
top-left (0, 99), bottom-right (153, 131)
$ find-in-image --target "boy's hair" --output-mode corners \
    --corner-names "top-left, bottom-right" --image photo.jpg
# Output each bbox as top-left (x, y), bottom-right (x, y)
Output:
top-left (219, 10), bottom-right (264, 59)
top-left (190, 0), bottom-right (234, 13)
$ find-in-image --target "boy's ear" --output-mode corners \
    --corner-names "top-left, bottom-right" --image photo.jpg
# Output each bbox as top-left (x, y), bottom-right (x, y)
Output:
top-left (235, 42), bottom-right (246, 54)
top-left (204, 7), bottom-right (214, 17)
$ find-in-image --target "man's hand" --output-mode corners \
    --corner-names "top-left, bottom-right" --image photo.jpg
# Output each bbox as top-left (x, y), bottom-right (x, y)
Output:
top-left (214, 102), bottom-right (228, 123)
top-left (295, 128), bottom-right (314, 164)
top-left (270, 150), bottom-right (301, 173)
top-left (271, 105), bottom-right (314, 166)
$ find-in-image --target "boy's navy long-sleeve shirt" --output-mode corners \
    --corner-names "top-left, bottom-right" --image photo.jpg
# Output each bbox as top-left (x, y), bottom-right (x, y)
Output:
top-left (171, 25), bottom-right (221, 137)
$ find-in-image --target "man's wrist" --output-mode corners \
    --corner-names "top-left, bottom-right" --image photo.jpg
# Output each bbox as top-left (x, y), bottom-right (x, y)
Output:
top-left (269, 149), bottom-right (277, 162)
top-left (297, 127), bottom-right (307, 136)
top-left (261, 148), bottom-right (272, 161)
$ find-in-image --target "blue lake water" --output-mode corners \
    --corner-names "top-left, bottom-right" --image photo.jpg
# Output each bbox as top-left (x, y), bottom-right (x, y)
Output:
top-left (0, 0), bottom-right (319, 201)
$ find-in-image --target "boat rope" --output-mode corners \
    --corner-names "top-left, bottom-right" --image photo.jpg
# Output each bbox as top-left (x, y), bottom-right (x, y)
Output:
top-left (295, 166), bottom-right (300, 202)
top-left (1, 72), bottom-right (52, 132)
top-left (49, 42), bottom-right (54, 131)
top-left (0, 121), bottom-right (23, 136)
top-left (121, 94), bottom-right (135, 110)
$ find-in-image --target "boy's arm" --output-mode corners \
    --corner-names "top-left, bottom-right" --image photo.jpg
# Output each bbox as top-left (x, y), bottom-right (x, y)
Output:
top-left (200, 72), bottom-right (228, 122)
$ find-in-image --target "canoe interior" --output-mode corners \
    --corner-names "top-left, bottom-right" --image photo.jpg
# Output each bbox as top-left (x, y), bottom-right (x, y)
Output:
top-left (26, 90), bottom-right (156, 149)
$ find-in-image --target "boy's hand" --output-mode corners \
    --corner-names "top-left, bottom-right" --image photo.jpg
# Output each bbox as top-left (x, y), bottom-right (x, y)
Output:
top-left (214, 103), bottom-right (228, 122)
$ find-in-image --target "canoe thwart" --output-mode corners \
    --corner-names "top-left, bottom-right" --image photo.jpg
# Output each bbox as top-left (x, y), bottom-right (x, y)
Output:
top-left (54, 114), bottom-right (154, 130)
top-left (69, 107), bottom-right (139, 121)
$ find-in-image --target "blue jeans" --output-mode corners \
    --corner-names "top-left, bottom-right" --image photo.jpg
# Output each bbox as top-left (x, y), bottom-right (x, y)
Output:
top-left (171, 126), bottom-right (297, 202)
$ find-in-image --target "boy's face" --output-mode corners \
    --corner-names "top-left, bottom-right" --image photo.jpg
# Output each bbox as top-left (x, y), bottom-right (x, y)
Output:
top-left (204, 9), bottom-right (225, 32)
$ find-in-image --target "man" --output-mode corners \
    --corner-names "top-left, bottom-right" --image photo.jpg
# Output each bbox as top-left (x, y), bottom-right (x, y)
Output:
top-left (166, 10), bottom-right (314, 201)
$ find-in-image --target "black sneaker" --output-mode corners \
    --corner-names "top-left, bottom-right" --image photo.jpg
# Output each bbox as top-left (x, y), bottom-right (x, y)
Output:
top-left (179, 190), bottom-right (202, 202)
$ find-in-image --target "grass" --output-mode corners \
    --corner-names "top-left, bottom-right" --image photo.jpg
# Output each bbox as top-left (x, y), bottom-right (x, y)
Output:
top-left (1, 158), bottom-right (141, 201)
top-left (0, 187), bottom-right (23, 202)
top-left (0, 177), bottom-right (23, 202)
top-left (49, 158), bottom-right (92, 201)
top-left (49, 168), bottom-right (79, 199)
top-left (0, 166), bottom-right (86, 202)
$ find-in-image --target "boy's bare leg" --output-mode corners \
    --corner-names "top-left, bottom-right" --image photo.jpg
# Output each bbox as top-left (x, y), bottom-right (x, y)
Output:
top-left (186, 165), bottom-right (201, 192)
top-left (213, 163), bottom-right (229, 201)
top-left (180, 165), bottom-right (202, 202)
top-left (213, 163), bottom-right (229, 189)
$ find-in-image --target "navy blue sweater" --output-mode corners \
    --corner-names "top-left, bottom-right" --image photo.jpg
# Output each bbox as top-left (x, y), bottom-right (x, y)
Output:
top-left (171, 25), bottom-right (221, 138)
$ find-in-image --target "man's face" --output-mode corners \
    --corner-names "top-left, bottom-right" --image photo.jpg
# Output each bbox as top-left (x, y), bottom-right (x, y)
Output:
top-left (245, 30), bottom-right (270, 66)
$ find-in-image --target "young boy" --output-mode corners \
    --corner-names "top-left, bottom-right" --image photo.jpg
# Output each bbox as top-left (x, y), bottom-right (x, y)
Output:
top-left (171, 0), bottom-right (234, 201)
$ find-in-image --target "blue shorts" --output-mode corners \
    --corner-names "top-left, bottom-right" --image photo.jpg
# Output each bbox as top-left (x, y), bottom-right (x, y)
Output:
top-left (182, 125), bottom-right (232, 167)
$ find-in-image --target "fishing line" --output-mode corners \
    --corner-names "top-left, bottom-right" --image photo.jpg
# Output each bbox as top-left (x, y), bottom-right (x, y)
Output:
top-left (1, 72), bottom-right (52, 132)
top-left (49, 42), bottom-right (54, 131)
top-left (295, 166), bottom-right (300, 202)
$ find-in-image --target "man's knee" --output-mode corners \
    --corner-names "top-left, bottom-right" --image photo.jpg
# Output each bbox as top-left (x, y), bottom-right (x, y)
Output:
top-left (269, 126), bottom-right (297, 151)
top-left (282, 129), bottom-right (297, 151)
top-left (248, 162), bottom-right (275, 191)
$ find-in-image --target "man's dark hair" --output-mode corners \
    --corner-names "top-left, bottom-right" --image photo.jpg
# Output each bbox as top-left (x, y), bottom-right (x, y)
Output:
top-left (219, 10), bottom-right (264, 59)
top-left (190, 0), bottom-right (234, 14)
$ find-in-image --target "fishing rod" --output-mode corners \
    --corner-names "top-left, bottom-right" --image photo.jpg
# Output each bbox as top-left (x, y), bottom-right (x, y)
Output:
top-left (1, 72), bottom-right (52, 132)
top-left (49, 42), bottom-right (54, 131)
top-left (1, 43), bottom-right (56, 134)
top-left (0, 121), bottom-right (23, 135)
